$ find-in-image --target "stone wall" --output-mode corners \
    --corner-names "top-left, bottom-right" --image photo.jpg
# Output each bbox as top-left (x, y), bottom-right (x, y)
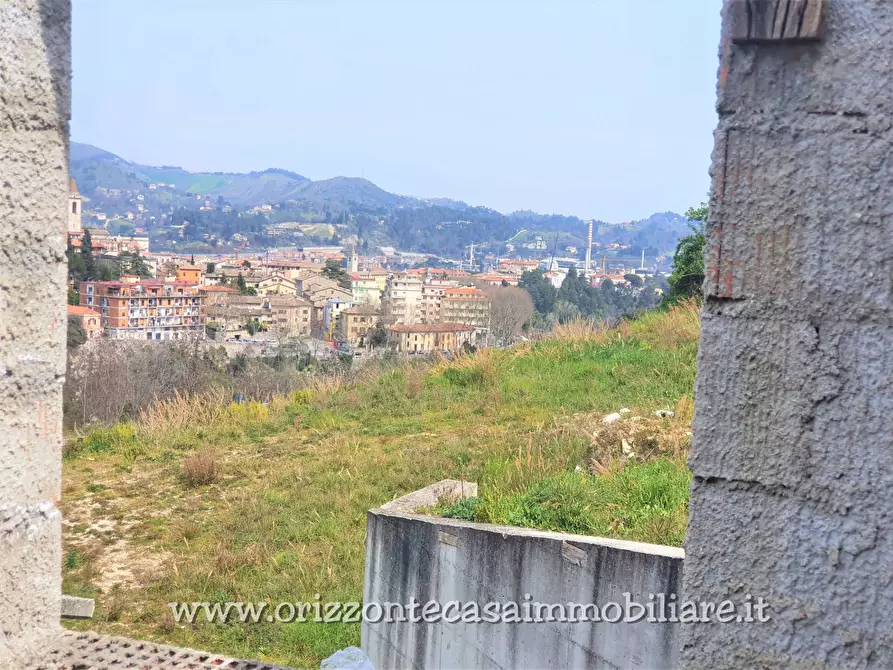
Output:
top-left (683, 1), bottom-right (893, 666)
top-left (0, 0), bottom-right (70, 665)
top-left (362, 480), bottom-right (683, 669)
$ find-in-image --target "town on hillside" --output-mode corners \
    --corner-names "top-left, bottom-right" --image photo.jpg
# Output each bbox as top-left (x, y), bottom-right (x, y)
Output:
top-left (66, 176), bottom-right (670, 357)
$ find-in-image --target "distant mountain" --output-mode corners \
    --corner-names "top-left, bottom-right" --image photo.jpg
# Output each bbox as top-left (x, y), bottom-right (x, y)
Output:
top-left (69, 141), bottom-right (692, 261)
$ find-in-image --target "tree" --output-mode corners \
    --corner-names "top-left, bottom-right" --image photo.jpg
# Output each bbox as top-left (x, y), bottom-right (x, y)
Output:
top-left (321, 259), bottom-right (348, 283)
top-left (67, 317), bottom-right (87, 350)
top-left (485, 286), bottom-right (534, 345)
top-left (666, 202), bottom-right (708, 302)
top-left (96, 263), bottom-right (120, 281)
top-left (66, 239), bottom-right (86, 282)
top-left (121, 251), bottom-right (152, 278)
top-left (81, 229), bottom-right (97, 280)
top-left (519, 269), bottom-right (557, 314)
top-left (624, 273), bottom-right (643, 288)
top-left (553, 300), bottom-right (581, 324)
top-left (236, 273), bottom-right (257, 296)
top-left (245, 318), bottom-right (267, 336)
top-left (67, 288), bottom-right (80, 305)
top-left (369, 322), bottom-right (389, 348)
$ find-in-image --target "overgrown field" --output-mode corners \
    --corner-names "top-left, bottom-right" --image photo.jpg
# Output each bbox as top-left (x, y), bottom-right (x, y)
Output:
top-left (61, 301), bottom-right (700, 668)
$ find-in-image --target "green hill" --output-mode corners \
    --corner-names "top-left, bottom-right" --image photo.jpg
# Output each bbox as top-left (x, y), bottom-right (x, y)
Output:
top-left (69, 141), bottom-right (692, 257)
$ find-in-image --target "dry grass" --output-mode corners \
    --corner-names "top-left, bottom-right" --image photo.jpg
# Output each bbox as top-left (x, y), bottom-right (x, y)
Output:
top-left (181, 450), bottom-right (220, 488)
top-left (139, 390), bottom-right (231, 439)
top-left (61, 304), bottom-right (701, 667)
top-left (547, 299), bottom-right (701, 351)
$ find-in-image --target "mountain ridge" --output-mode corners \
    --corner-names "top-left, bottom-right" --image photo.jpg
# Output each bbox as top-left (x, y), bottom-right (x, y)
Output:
top-left (69, 141), bottom-right (692, 260)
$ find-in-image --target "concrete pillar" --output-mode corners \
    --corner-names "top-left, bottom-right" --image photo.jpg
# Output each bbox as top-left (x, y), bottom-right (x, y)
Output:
top-left (683, 1), bottom-right (893, 667)
top-left (0, 0), bottom-right (70, 665)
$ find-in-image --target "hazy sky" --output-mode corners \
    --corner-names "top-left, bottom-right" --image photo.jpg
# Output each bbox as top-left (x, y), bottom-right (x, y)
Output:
top-left (72, 0), bottom-right (720, 222)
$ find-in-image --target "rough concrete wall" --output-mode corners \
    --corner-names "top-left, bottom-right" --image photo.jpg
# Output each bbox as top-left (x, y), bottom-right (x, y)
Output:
top-left (363, 481), bottom-right (683, 670)
top-left (0, 0), bottom-right (70, 665)
top-left (683, 1), bottom-right (893, 667)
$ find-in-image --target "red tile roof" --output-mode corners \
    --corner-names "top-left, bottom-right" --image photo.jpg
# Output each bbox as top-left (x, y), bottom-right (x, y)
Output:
top-left (443, 287), bottom-right (487, 297)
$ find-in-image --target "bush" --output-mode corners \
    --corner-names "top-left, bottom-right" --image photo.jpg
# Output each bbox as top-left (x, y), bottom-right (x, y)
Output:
top-left (437, 496), bottom-right (482, 521)
top-left (182, 450), bottom-right (220, 487)
top-left (78, 422), bottom-right (140, 455)
top-left (289, 390), bottom-right (313, 406)
top-left (226, 401), bottom-right (270, 423)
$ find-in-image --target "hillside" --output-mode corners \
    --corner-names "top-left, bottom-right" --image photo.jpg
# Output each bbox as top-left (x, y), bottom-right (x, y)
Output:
top-left (69, 141), bottom-right (693, 259)
top-left (60, 302), bottom-right (699, 667)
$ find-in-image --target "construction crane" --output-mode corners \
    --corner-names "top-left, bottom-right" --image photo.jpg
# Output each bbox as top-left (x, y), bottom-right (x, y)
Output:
top-left (233, 238), bottom-right (248, 261)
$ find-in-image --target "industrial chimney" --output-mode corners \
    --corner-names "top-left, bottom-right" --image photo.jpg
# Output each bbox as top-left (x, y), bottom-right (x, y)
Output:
top-left (584, 219), bottom-right (593, 274)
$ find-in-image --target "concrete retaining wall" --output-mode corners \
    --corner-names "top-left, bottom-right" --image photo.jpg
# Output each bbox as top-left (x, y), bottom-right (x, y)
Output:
top-left (362, 480), bottom-right (683, 669)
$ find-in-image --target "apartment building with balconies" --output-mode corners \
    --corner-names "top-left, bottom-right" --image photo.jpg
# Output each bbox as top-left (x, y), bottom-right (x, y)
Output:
top-left (441, 286), bottom-right (491, 331)
top-left (79, 280), bottom-right (205, 341)
top-left (383, 273), bottom-right (424, 325)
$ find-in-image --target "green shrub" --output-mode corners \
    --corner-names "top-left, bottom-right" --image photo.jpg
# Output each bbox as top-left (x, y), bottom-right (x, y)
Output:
top-left (80, 422), bottom-right (140, 454)
top-left (226, 401), bottom-right (270, 423)
top-left (289, 390), bottom-right (313, 406)
top-left (437, 496), bottom-right (482, 521)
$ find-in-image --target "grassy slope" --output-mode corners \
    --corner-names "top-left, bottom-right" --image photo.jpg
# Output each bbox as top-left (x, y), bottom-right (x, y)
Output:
top-left (61, 302), bottom-right (699, 668)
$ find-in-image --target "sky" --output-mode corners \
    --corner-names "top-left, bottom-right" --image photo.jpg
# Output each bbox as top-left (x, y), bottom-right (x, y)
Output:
top-left (72, 0), bottom-right (721, 222)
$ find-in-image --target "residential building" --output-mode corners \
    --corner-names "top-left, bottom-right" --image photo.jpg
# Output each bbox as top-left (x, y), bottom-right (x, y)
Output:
top-left (298, 275), bottom-right (353, 334)
top-left (80, 280), bottom-right (204, 341)
top-left (71, 227), bottom-right (150, 255)
top-left (250, 272), bottom-right (298, 296)
top-left (337, 307), bottom-right (381, 346)
top-left (498, 259), bottom-right (540, 275)
top-left (420, 279), bottom-right (458, 324)
top-left (204, 295), bottom-right (312, 340)
top-left (383, 273), bottom-right (424, 325)
top-left (198, 285), bottom-right (236, 299)
top-left (296, 273), bottom-right (340, 297)
top-left (364, 269), bottom-right (390, 293)
top-left (441, 287), bottom-right (491, 331)
top-left (67, 305), bottom-right (101, 339)
top-left (389, 323), bottom-right (474, 354)
top-left (428, 268), bottom-right (471, 281)
top-left (176, 264), bottom-right (202, 285)
top-left (543, 270), bottom-right (566, 289)
top-left (350, 274), bottom-right (382, 307)
top-left (263, 259), bottom-right (326, 279)
top-left (473, 273), bottom-right (519, 287)
top-left (323, 296), bottom-right (354, 337)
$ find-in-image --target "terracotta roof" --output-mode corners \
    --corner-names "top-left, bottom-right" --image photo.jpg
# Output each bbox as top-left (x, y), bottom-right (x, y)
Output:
top-left (67, 305), bottom-right (100, 317)
top-left (69, 177), bottom-right (79, 194)
top-left (389, 322), bottom-right (475, 333)
top-left (198, 286), bottom-right (235, 292)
